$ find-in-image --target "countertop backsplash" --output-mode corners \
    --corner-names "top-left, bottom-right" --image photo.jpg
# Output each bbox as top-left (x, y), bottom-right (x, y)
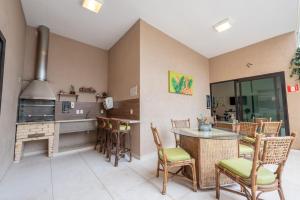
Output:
top-left (55, 101), bottom-right (105, 121)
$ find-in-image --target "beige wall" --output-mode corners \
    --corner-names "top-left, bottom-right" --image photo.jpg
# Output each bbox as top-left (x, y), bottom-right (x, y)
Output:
top-left (209, 32), bottom-right (300, 149)
top-left (108, 21), bottom-right (141, 157)
top-left (0, 0), bottom-right (26, 179)
top-left (108, 21), bottom-right (140, 101)
top-left (23, 26), bottom-right (108, 102)
top-left (140, 21), bottom-right (211, 156)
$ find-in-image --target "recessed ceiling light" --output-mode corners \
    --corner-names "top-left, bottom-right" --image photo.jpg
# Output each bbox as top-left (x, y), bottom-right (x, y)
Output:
top-left (213, 18), bottom-right (232, 32)
top-left (82, 0), bottom-right (103, 13)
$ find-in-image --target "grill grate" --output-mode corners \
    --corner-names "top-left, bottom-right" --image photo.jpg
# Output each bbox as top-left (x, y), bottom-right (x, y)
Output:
top-left (18, 99), bottom-right (55, 122)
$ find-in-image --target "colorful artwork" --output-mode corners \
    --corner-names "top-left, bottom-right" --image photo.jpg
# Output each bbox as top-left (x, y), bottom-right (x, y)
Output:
top-left (168, 71), bottom-right (193, 95)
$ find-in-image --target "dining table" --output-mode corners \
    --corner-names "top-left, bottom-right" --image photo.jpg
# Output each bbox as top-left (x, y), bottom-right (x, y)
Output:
top-left (170, 127), bottom-right (241, 189)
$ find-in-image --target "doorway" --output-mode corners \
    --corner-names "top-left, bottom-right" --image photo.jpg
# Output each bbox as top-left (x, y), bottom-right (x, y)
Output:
top-left (210, 72), bottom-right (289, 136)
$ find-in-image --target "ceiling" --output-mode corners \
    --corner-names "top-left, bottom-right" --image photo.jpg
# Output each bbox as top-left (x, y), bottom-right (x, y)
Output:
top-left (21, 0), bottom-right (298, 58)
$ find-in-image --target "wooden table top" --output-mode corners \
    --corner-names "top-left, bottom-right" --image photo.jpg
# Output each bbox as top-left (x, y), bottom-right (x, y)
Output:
top-left (96, 116), bottom-right (140, 124)
top-left (110, 118), bottom-right (140, 124)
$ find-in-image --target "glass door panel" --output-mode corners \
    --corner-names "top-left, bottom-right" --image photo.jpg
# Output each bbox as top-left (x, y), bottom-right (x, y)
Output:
top-left (251, 78), bottom-right (277, 120)
top-left (236, 74), bottom-right (289, 136)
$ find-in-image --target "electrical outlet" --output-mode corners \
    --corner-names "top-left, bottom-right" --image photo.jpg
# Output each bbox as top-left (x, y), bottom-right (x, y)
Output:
top-left (130, 85), bottom-right (138, 97)
top-left (130, 109), bottom-right (133, 115)
top-left (80, 109), bottom-right (84, 114)
top-left (76, 110), bottom-right (80, 114)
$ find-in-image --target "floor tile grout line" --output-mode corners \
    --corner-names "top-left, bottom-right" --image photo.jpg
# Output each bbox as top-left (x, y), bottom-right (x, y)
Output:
top-left (126, 161), bottom-right (194, 200)
top-left (50, 158), bottom-right (55, 200)
top-left (79, 152), bottom-right (116, 200)
top-left (126, 163), bottom-right (176, 200)
top-left (127, 161), bottom-right (202, 200)
top-left (79, 152), bottom-right (162, 199)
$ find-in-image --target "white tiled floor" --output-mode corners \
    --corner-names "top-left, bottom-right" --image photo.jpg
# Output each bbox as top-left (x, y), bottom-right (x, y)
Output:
top-left (0, 150), bottom-right (299, 200)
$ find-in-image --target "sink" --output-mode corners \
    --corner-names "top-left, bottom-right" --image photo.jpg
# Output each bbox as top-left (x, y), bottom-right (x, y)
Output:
top-left (57, 118), bottom-right (97, 134)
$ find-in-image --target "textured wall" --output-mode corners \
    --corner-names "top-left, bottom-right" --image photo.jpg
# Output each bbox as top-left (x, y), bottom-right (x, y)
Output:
top-left (108, 21), bottom-right (141, 157)
top-left (0, 0), bottom-right (27, 179)
top-left (23, 26), bottom-right (108, 102)
top-left (209, 32), bottom-right (300, 148)
top-left (22, 26), bottom-right (108, 154)
top-left (108, 21), bottom-right (140, 101)
top-left (140, 20), bottom-right (211, 156)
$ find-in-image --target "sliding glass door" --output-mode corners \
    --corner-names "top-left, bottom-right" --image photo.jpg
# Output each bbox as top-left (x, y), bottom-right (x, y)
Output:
top-left (235, 73), bottom-right (289, 136)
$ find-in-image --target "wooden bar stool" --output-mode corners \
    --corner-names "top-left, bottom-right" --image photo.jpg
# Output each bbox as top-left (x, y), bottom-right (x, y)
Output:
top-left (95, 116), bottom-right (106, 152)
top-left (103, 117), bottom-right (111, 155)
top-left (107, 119), bottom-right (132, 167)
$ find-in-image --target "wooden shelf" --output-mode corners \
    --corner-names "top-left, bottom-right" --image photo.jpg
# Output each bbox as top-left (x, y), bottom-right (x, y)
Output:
top-left (57, 93), bottom-right (79, 102)
top-left (96, 96), bottom-right (105, 102)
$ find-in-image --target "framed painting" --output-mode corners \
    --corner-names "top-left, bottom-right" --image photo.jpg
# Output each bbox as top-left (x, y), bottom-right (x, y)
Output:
top-left (168, 71), bottom-right (193, 95)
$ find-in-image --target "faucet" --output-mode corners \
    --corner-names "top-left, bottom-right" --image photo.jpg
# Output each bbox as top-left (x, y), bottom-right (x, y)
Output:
top-left (85, 110), bottom-right (91, 119)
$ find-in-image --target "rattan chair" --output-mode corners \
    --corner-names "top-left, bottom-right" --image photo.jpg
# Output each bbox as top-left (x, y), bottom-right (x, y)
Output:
top-left (238, 122), bottom-right (259, 146)
top-left (150, 123), bottom-right (197, 195)
top-left (215, 133), bottom-right (296, 200)
top-left (237, 122), bottom-right (259, 158)
top-left (171, 119), bottom-right (190, 147)
top-left (260, 120), bottom-right (282, 137)
top-left (254, 117), bottom-right (272, 131)
top-left (253, 117), bottom-right (272, 123)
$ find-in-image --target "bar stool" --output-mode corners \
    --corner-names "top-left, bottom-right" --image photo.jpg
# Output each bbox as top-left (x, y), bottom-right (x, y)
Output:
top-left (103, 117), bottom-right (111, 155)
top-left (95, 116), bottom-right (106, 152)
top-left (107, 119), bottom-right (132, 167)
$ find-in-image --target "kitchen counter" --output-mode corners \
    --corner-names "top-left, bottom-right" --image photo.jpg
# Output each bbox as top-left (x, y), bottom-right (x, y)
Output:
top-left (16, 121), bottom-right (55, 125)
top-left (17, 118), bottom-right (96, 125)
top-left (55, 118), bottom-right (96, 123)
top-left (53, 118), bottom-right (97, 156)
top-left (17, 118), bottom-right (139, 157)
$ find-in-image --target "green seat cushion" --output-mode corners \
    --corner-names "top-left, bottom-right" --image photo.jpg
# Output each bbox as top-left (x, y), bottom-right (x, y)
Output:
top-left (159, 148), bottom-right (191, 162)
top-left (108, 124), bottom-right (130, 131)
top-left (120, 125), bottom-right (130, 131)
top-left (242, 136), bottom-right (256, 144)
top-left (219, 158), bottom-right (276, 185)
top-left (239, 144), bottom-right (254, 155)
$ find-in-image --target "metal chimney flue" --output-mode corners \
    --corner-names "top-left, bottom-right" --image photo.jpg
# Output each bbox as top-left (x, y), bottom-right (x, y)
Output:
top-left (35, 25), bottom-right (49, 81)
top-left (19, 25), bottom-right (56, 100)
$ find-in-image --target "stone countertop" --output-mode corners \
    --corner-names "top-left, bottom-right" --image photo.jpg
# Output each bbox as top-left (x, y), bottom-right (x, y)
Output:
top-left (16, 118), bottom-right (96, 125)
top-left (16, 121), bottom-right (56, 125)
top-left (16, 117), bottom-right (141, 125)
top-left (55, 118), bottom-right (96, 123)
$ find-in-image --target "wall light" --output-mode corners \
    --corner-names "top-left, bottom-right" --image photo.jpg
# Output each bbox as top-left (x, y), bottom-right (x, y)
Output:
top-left (213, 18), bottom-right (232, 32)
top-left (82, 0), bottom-right (103, 13)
